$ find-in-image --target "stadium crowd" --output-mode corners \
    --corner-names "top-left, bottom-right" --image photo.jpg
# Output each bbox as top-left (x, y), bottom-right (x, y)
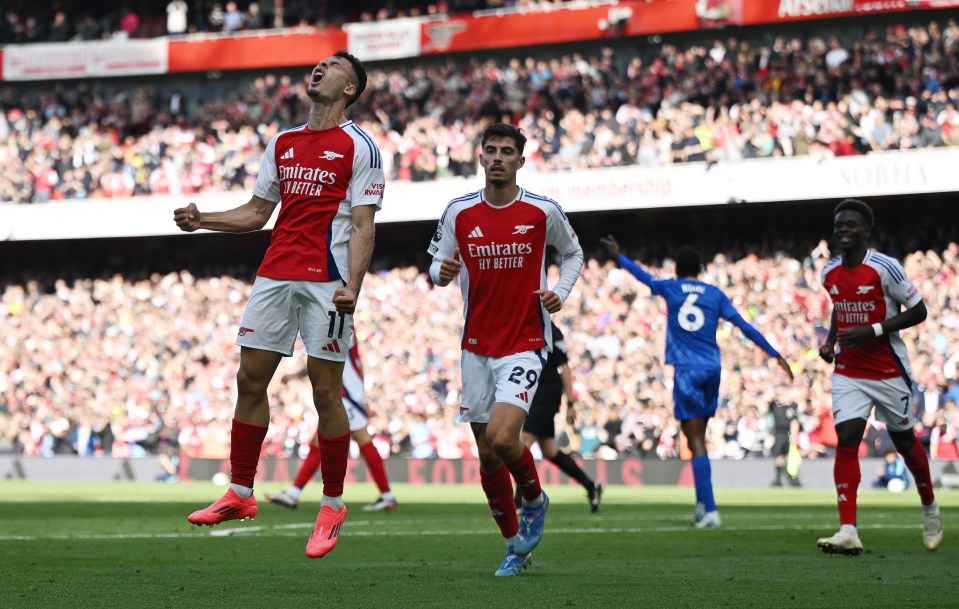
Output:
top-left (0, 1), bottom-right (569, 43)
top-left (2, 18), bottom-right (959, 203)
top-left (2, 240), bottom-right (958, 463)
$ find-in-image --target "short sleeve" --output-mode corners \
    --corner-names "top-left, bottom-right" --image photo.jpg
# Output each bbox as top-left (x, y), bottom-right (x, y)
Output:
top-left (882, 257), bottom-right (923, 309)
top-left (545, 202), bottom-right (581, 259)
top-left (253, 134), bottom-right (280, 203)
top-left (349, 136), bottom-right (385, 211)
top-left (428, 204), bottom-right (458, 261)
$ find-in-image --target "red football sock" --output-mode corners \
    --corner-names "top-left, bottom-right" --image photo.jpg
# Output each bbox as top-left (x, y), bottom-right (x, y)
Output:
top-left (480, 465), bottom-right (519, 539)
top-left (901, 439), bottom-right (936, 506)
top-left (317, 432), bottom-right (350, 497)
top-left (834, 445), bottom-right (861, 526)
top-left (506, 445), bottom-right (543, 502)
top-left (360, 441), bottom-right (390, 494)
top-left (230, 419), bottom-right (268, 488)
top-left (293, 442), bottom-right (322, 489)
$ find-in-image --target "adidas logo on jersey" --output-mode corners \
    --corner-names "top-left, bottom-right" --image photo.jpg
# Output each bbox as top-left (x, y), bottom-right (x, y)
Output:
top-left (515, 391), bottom-right (529, 402)
top-left (829, 285), bottom-right (839, 295)
top-left (280, 147), bottom-right (294, 160)
top-left (322, 150), bottom-right (344, 160)
top-left (322, 342), bottom-right (341, 353)
top-left (468, 226), bottom-right (484, 239)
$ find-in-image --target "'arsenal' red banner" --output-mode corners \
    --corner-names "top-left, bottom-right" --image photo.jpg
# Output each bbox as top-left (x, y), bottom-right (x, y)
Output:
top-left (741, 0), bottom-right (959, 25)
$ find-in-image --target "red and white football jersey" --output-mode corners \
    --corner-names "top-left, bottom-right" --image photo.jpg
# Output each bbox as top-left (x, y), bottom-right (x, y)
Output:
top-left (254, 121), bottom-right (384, 282)
top-left (428, 188), bottom-right (583, 357)
top-left (821, 250), bottom-right (922, 381)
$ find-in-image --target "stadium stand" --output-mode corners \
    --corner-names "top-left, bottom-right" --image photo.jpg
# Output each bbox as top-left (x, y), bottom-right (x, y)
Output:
top-left (1, 2), bottom-right (958, 468)
top-left (2, 201), bottom-right (957, 462)
top-left (2, 16), bottom-right (958, 203)
top-left (0, 1), bottom-right (571, 42)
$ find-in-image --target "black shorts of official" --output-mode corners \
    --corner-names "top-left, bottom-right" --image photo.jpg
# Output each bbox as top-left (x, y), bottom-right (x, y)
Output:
top-left (523, 386), bottom-right (562, 438)
top-left (772, 432), bottom-right (791, 458)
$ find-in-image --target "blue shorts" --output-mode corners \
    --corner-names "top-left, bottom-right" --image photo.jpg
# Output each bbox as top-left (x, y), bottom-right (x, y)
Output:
top-left (673, 368), bottom-right (721, 421)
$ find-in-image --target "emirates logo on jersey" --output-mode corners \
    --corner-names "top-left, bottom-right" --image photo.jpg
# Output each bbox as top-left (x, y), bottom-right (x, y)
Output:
top-left (279, 163), bottom-right (338, 197)
top-left (834, 300), bottom-right (876, 325)
top-left (467, 241), bottom-right (534, 271)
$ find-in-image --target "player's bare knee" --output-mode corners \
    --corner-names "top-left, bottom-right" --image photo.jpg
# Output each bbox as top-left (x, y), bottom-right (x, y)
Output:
top-left (235, 370), bottom-right (270, 399)
top-left (311, 385), bottom-right (340, 409)
top-left (487, 432), bottom-right (520, 459)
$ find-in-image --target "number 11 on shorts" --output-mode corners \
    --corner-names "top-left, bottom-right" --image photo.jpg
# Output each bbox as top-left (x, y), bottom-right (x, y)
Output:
top-left (328, 311), bottom-right (346, 339)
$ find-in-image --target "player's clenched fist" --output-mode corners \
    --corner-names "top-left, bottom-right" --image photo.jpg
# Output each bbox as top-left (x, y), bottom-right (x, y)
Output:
top-left (819, 342), bottom-right (835, 364)
top-left (534, 289), bottom-right (562, 314)
top-left (438, 247), bottom-right (462, 283)
top-left (173, 203), bottom-right (202, 232)
top-left (332, 287), bottom-right (358, 315)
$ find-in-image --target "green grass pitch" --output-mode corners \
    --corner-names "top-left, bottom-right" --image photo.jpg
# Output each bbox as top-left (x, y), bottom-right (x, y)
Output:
top-left (1, 482), bottom-right (956, 609)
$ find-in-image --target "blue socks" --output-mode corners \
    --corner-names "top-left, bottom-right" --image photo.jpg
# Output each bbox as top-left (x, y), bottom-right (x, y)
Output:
top-left (692, 455), bottom-right (716, 513)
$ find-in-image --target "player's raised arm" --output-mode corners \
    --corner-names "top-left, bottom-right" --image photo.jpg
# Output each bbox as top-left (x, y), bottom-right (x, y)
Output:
top-left (173, 194), bottom-right (278, 233)
top-left (602, 234), bottom-right (656, 288)
top-left (174, 129), bottom-right (282, 234)
top-left (721, 298), bottom-right (793, 382)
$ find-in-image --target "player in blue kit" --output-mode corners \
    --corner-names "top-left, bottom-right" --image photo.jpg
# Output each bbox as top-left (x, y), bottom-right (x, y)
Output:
top-left (602, 236), bottom-right (793, 527)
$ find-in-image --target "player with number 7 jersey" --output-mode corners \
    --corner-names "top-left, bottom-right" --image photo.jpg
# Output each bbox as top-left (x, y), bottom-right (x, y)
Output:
top-left (601, 236), bottom-right (792, 529)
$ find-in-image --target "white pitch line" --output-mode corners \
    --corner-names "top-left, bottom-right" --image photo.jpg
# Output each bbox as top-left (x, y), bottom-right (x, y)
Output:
top-left (0, 522), bottom-right (925, 542)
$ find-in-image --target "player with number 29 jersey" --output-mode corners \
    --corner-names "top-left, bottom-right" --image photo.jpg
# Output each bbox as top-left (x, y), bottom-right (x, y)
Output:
top-left (428, 188), bottom-right (582, 358)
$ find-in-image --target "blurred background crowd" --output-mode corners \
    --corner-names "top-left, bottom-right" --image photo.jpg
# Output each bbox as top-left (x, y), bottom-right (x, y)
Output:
top-left (2, 236), bottom-right (957, 462)
top-left (0, 1), bottom-right (570, 43)
top-left (2, 17), bottom-right (959, 203)
top-left (2, 3), bottom-right (958, 469)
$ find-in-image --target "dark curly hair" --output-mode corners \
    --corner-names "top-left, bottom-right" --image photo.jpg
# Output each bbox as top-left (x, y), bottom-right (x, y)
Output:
top-left (675, 246), bottom-right (703, 278)
top-left (834, 198), bottom-right (874, 230)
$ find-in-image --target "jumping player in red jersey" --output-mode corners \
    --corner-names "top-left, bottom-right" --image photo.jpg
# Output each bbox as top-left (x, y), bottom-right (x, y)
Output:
top-left (266, 337), bottom-right (398, 512)
top-left (427, 123), bottom-right (584, 577)
top-left (816, 199), bottom-right (942, 555)
top-left (174, 51), bottom-right (384, 559)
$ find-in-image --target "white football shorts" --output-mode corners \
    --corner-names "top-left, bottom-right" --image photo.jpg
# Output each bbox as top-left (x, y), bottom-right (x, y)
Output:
top-left (831, 374), bottom-right (916, 431)
top-left (457, 349), bottom-right (546, 424)
top-left (236, 276), bottom-right (353, 362)
top-left (342, 346), bottom-right (368, 432)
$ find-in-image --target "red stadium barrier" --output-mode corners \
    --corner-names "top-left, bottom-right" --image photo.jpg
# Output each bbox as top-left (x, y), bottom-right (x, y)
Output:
top-left (4, 1), bottom-right (958, 81)
top-left (168, 28), bottom-right (347, 73)
top-left (740, 0), bottom-right (959, 24)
